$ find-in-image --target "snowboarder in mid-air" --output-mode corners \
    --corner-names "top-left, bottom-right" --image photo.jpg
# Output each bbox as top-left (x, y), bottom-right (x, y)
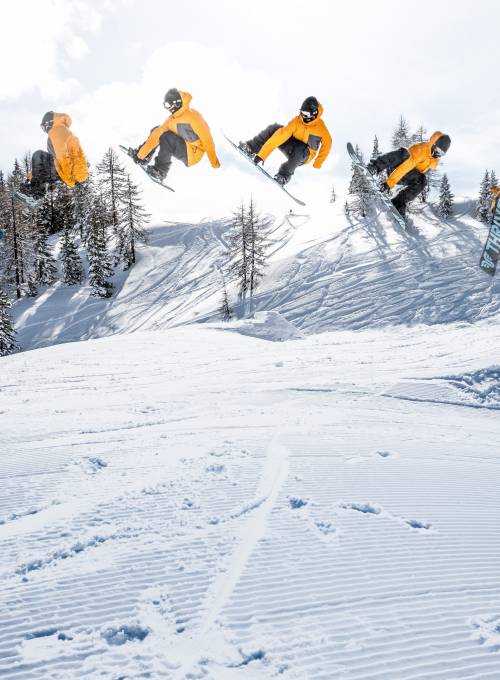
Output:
top-left (238, 96), bottom-right (332, 186)
top-left (130, 89), bottom-right (220, 182)
top-left (366, 131), bottom-right (451, 217)
top-left (16, 111), bottom-right (88, 208)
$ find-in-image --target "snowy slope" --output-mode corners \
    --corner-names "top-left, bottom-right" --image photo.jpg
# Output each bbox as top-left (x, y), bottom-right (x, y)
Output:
top-left (11, 197), bottom-right (500, 351)
top-left (1, 320), bottom-right (500, 679)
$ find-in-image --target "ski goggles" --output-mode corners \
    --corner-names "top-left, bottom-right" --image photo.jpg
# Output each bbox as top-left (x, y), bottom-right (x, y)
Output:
top-left (431, 146), bottom-right (446, 158)
top-left (300, 109), bottom-right (318, 123)
top-left (164, 99), bottom-right (182, 113)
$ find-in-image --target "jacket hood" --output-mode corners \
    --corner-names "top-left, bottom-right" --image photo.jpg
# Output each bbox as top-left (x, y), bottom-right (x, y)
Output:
top-left (53, 112), bottom-right (72, 128)
top-left (173, 91), bottom-right (192, 117)
top-left (429, 130), bottom-right (449, 148)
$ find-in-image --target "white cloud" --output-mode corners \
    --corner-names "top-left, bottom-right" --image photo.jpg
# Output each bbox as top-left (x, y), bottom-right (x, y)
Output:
top-left (0, 0), bottom-right (101, 100)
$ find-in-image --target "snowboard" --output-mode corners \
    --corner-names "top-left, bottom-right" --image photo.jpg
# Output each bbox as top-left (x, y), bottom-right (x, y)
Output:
top-left (119, 145), bottom-right (175, 192)
top-left (223, 133), bottom-right (306, 207)
top-left (346, 142), bottom-right (407, 230)
top-left (479, 197), bottom-right (500, 276)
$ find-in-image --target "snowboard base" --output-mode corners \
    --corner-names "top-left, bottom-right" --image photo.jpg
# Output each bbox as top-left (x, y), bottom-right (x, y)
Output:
top-left (119, 145), bottom-right (175, 192)
top-left (223, 133), bottom-right (306, 207)
top-left (479, 198), bottom-right (500, 276)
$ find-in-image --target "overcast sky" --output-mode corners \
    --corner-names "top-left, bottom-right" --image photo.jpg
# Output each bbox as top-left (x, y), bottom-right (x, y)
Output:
top-left (1, 0), bottom-right (499, 219)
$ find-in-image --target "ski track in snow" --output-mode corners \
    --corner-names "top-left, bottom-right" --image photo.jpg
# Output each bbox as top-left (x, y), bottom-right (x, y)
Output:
top-left (2, 200), bottom-right (500, 678)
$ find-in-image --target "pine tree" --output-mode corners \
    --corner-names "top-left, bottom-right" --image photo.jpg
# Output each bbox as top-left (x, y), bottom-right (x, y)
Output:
top-left (33, 222), bottom-right (57, 285)
top-left (61, 225), bottom-right (84, 285)
top-left (118, 175), bottom-right (150, 268)
top-left (219, 270), bottom-right (233, 321)
top-left (227, 201), bottom-right (249, 301)
top-left (348, 146), bottom-right (372, 218)
top-left (245, 197), bottom-right (272, 302)
top-left (330, 185), bottom-right (336, 203)
top-left (437, 174), bottom-right (454, 219)
top-left (0, 287), bottom-right (17, 356)
top-left (97, 148), bottom-right (128, 237)
top-left (412, 125), bottom-right (428, 143)
top-left (5, 174), bottom-right (25, 298)
top-left (87, 195), bottom-right (114, 297)
top-left (370, 135), bottom-right (381, 161)
top-left (391, 115), bottom-right (412, 149)
top-left (73, 176), bottom-right (94, 241)
top-left (476, 170), bottom-right (491, 224)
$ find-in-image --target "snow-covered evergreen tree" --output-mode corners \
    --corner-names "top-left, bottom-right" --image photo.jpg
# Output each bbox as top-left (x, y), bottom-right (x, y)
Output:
top-left (412, 125), bottom-right (428, 143)
top-left (391, 115), bottom-right (412, 149)
top-left (4, 171), bottom-right (26, 298)
top-left (73, 177), bottom-right (94, 241)
top-left (219, 270), bottom-right (233, 321)
top-left (476, 171), bottom-right (492, 224)
top-left (330, 185), bottom-right (336, 203)
top-left (437, 174), bottom-right (454, 220)
top-left (227, 202), bottom-right (249, 301)
top-left (33, 222), bottom-right (57, 285)
top-left (61, 225), bottom-right (84, 285)
top-left (0, 287), bottom-right (17, 356)
top-left (370, 135), bottom-right (381, 161)
top-left (245, 197), bottom-right (272, 301)
top-left (348, 146), bottom-right (372, 218)
top-left (118, 175), bottom-right (150, 268)
top-left (87, 195), bottom-right (114, 298)
top-left (97, 148), bottom-right (127, 237)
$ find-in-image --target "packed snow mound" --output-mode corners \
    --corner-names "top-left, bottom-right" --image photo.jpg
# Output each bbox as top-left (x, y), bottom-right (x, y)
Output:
top-left (213, 311), bottom-right (304, 342)
top-left (11, 198), bottom-right (500, 351)
top-left (382, 365), bottom-right (500, 410)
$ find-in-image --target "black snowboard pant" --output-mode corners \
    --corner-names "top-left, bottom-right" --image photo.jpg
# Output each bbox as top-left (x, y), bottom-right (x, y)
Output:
top-left (247, 123), bottom-right (310, 180)
top-left (30, 150), bottom-right (61, 197)
top-left (155, 131), bottom-right (188, 174)
top-left (372, 147), bottom-right (427, 214)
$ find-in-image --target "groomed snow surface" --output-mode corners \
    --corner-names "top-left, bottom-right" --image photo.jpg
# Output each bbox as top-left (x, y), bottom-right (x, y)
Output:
top-left (2, 198), bottom-right (500, 679)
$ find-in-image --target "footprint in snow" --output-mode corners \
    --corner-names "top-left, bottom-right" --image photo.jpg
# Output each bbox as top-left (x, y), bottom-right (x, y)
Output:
top-left (101, 624), bottom-right (150, 646)
top-left (340, 502), bottom-right (382, 515)
top-left (471, 616), bottom-right (500, 650)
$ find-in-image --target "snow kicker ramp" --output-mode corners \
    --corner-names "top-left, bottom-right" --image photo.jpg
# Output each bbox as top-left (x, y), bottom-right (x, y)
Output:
top-left (12, 200), bottom-right (500, 350)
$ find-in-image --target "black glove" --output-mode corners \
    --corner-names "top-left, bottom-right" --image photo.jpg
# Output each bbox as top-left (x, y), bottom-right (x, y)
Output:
top-left (131, 148), bottom-right (148, 166)
top-left (379, 181), bottom-right (390, 193)
top-left (253, 155), bottom-right (263, 165)
top-left (366, 161), bottom-right (378, 175)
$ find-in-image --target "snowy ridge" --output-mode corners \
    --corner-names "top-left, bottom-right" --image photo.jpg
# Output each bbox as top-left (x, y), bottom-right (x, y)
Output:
top-left (11, 198), bottom-right (500, 350)
top-left (1, 321), bottom-right (500, 678)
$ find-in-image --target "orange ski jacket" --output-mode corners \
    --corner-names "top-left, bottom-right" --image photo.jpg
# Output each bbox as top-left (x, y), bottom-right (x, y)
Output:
top-left (491, 185), bottom-right (500, 211)
top-left (47, 113), bottom-right (88, 187)
top-left (256, 103), bottom-right (332, 169)
top-left (387, 131), bottom-right (447, 189)
top-left (138, 91), bottom-right (220, 168)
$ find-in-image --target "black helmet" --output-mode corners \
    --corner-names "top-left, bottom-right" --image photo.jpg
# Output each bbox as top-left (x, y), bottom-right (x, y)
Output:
top-left (163, 88), bottom-right (183, 114)
top-left (300, 96), bottom-right (319, 123)
top-left (431, 134), bottom-right (451, 158)
top-left (40, 111), bottom-right (54, 133)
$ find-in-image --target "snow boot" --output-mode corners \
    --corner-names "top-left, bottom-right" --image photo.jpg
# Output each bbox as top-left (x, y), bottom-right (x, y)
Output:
top-left (147, 165), bottom-right (167, 183)
top-left (238, 141), bottom-right (255, 158)
top-left (274, 173), bottom-right (290, 186)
